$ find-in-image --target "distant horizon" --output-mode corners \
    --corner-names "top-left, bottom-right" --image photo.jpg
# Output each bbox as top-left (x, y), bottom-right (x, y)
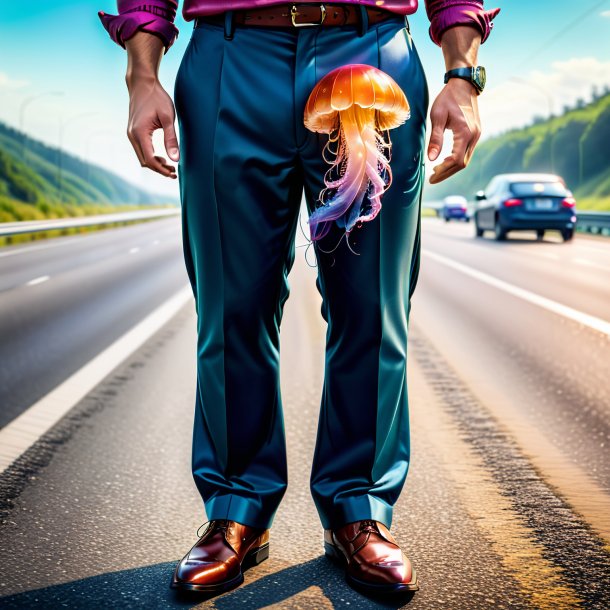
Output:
top-left (1, 0), bottom-right (609, 198)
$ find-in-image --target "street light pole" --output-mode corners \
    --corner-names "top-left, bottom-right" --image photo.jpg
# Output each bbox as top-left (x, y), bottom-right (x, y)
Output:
top-left (84, 130), bottom-right (112, 186)
top-left (18, 91), bottom-right (64, 165)
top-left (57, 112), bottom-right (100, 203)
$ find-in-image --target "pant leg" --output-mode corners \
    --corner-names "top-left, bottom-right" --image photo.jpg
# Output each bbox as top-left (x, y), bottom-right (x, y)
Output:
top-left (174, 21), bottom-right (304, 530)
top-left (296, 17), bottom-right (429, 530)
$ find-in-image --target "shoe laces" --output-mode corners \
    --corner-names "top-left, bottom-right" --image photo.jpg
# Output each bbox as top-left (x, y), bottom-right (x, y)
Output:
top-left (347, 519), bottom-right (378, 543)
top-left (196, 519), bottom-right (231, 539)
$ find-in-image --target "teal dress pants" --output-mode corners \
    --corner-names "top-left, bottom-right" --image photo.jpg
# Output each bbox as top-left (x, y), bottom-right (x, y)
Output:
top-left (174, 9), bottom-right (429, 531)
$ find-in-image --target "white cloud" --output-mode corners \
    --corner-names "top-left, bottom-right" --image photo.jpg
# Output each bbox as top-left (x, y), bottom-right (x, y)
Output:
top-left (421, 57), bottom-right (610, 180)
top-left (479, 57), bottom-right (610, 138)
top-left (0, 72), bottom-right (29, 90)
top-left (601, 10), bottom-right (610, 17)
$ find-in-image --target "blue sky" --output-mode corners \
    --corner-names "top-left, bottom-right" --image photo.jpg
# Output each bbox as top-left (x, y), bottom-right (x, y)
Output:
top-left (1, 0), bottom-right (609, 197)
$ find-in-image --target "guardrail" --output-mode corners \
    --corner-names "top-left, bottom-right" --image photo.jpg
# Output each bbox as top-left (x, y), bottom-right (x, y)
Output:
top-left (575, 211), bottom-right (610, 236)
top-left (0, 208), bottom-right (181, 237)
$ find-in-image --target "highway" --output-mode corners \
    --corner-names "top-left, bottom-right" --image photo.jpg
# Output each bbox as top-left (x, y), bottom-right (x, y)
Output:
top-left (0, 219), bottom-right (188, 429)
top-left (0, 213), bottom-right (609, 608)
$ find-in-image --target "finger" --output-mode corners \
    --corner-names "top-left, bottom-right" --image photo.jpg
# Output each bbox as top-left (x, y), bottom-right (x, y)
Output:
top-left (428, 147), bottom-right (468, 184)
top-left (127, 125), bottom-right (146, 167)
top-left (430, 119), bottom-right (480, 184)
top-left (464, 126), bottom-right (481, 166)
top-left (427, 107), bottom-right (448, 161)
top-left (153, 155), bottom-right (177, 178)
top-left (428, 156), bottom-right (462, 184)
top-left (459, 104), bottom-right (480, 166)
top-left (134, 127), bottom-right (158, 171)
top-left (136, 128), bottom-right (176, 177)
top-left (450, 128), bottom-right (469, 171)
top-left (429, 141), bottom-right (465, 185)
top-left (148, 153), bottom-right (177, 178)
top-left (160, 111), bottom-right (180, 162)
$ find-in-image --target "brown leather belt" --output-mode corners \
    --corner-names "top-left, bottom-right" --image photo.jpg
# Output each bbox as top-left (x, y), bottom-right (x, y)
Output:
top-left (195, 3), bottom-right (397, 29)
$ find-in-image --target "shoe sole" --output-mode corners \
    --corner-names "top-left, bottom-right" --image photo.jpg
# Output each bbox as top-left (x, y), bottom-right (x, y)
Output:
top-left (324, 541), bottom-right (420, 594)
top-left (170, 542), bottom-right (270, 593)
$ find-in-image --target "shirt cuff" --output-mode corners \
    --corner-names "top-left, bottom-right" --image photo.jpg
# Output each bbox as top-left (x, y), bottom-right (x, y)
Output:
top-left (428, 3), bottom-right (501, 46)
top-left (98, 1), bottom-right (179, 54)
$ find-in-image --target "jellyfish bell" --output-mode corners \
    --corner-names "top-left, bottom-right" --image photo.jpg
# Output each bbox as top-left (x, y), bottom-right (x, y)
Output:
top-left (304, 63), bottom-right (410, 243)
top-left (305, 63), bottom-right (411, 132)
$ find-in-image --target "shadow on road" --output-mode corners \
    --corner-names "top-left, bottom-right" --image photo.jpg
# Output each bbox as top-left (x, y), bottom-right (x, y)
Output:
top-left (0, 557), bottom-right (415, 609)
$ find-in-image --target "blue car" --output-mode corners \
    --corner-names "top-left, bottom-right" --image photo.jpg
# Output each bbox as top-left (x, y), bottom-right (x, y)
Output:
top-left (473, 173), bottom-right (577, 241)
top-left (441, 195), bottom-right (470, 222)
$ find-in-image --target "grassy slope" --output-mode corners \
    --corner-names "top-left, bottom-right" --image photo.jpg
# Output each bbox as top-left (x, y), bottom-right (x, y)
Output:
top-left (0, 120), bottom-right (178, 208)
top-left (0, 121), bottom-right (178, 246)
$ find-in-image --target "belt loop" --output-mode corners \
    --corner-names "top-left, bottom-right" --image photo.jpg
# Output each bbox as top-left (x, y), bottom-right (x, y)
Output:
top-left (224, 10), bottom-right (235, 40)
top-left (357, 6), bottom-right (369, 37)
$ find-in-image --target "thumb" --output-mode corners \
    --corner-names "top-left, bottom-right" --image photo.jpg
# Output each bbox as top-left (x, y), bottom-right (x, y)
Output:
top-left (160, 113), bottom-right (180, 162)
top-left (427, 110), bottom-right (447, 161)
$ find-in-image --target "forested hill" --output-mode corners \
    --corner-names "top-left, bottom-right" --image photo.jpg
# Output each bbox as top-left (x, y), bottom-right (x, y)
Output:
top-left (424, 92), bottom-right (610, 210)
top-left (0, 120), bottom-right (177, 207)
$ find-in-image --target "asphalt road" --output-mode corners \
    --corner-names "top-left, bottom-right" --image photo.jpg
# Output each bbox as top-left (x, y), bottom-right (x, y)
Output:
top-left (0, 213), bottom-right (609, 608)
top-left (0, 219), bottom-right (189, 428)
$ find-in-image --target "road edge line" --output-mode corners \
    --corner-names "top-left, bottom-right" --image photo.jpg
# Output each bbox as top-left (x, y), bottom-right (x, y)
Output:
top-left (0, 286), bottom-right (193, 475)
top-left (409, 354), bottom-right (586, 607)
top-left (423, 249), bottom-right (610, 337)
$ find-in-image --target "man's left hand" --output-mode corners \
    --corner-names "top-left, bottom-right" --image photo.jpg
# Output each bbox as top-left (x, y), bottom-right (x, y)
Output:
top-left (427, 77), bottom-right (481, 184)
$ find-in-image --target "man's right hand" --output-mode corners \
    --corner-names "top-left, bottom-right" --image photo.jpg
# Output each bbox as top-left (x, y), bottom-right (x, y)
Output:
top-left (125, 32), bottom-right (179, 179)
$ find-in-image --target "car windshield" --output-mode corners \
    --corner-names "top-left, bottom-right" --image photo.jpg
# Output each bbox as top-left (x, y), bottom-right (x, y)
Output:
top-left (510, 181), bottom-right (568, 197)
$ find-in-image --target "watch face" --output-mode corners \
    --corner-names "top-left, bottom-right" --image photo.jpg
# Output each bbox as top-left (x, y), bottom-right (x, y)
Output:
top-left (473, 66), bottom-right (486, 91)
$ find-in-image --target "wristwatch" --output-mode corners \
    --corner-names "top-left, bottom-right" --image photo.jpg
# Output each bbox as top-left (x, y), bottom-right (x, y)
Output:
top-left (444, 66), bottom-right (486, 94)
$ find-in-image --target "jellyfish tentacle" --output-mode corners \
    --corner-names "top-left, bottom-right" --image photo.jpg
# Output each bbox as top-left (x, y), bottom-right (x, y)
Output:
top-left (308, 104), bottom-right (370, 240)
top-left (344, 122), bottom-right (380, 230)
top-left (357, 137), bottom-right (393, 224)
top-left (344, 119), bottom-right (394, 231)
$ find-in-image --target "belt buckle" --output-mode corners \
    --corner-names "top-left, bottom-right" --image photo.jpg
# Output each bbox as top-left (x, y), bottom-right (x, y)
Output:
top-left (291, 4), bottom-right (326, 27)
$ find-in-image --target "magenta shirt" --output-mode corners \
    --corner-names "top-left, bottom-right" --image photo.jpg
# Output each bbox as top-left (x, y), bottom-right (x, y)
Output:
top-left (98, 1), bottom-right (500, 54)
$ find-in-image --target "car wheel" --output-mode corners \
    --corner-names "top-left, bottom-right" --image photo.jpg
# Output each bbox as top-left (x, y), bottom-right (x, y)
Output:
top-left (536, 229), bottom-right (545, 240)
top-left (465, 217), bottom-right (471, 223)
top-left (444, 217), bottom-right (450, 223)
top-left (494, 221), bottom-right (507, 241)
top-left (562, 228), bottom-right (574, 242)
top-left (475, 220), bottom-right (484, 237)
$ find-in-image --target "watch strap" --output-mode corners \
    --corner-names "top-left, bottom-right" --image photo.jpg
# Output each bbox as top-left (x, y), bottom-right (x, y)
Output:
top-left (444, 66), bottom-right (485, 93)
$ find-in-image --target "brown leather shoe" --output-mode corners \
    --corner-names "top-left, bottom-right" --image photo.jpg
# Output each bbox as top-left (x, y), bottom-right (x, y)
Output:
top-left (170, 519), bottom-right (269, 593)
top-left (324, 519), bottom-right (419, 594)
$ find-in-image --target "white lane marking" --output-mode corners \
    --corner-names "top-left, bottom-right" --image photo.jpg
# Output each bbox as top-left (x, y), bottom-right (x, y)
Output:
top-left (0, 239), bottom-right (81, 259)
top-left (25, 275), bottom-right (50, 286)
top-left (575, 242), bottom-right (610, 256)
top-left (573, 257), bottom-right (610, 272)
top-left (423, 250), bottom-right (610, 338)
top-left (0, 286), bottom-right (193, 475)
top-left (129, 247), bottom-right (140, 254)
top-left (538, 251), bottom-right (560, 260)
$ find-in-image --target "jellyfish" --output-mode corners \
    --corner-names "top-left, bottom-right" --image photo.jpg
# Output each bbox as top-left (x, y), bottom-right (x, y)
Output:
top-left (304, 64), bottom-right (410, 242)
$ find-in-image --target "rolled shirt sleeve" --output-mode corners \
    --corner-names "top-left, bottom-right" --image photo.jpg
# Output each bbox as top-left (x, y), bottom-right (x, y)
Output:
top-left (98, 0), bottom-right (180, 54)
top-left (425, 0), bottom-right (501, 46)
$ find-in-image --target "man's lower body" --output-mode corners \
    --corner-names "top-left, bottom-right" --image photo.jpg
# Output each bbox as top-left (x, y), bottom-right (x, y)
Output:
top-left (172, 4), bottom-right (428, 594)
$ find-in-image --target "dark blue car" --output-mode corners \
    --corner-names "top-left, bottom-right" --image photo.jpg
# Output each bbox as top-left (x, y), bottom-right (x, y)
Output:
top-left (441, 195), bottom-right (470, 222)
top-left (473, 173), bottom-right (577, 242)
